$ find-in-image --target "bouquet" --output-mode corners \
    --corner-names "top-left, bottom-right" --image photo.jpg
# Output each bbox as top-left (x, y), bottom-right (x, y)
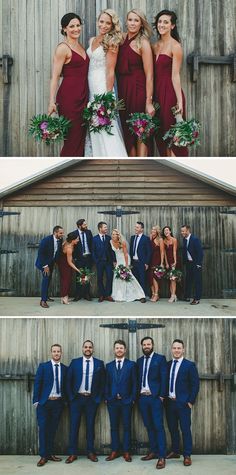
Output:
top-left (126, 104), bottom-right (160, 144)
top-left (29, 114), bottom-right (71, 145)
top-left (114, 264), bottom-right (133, 282)
top-left (163, 106), bottom-right (200, 148)
top-left (165, 267), bottom-right (183, 283)
top-left (76, 267), bottom-right (94, 286)
top-left (83, 91), bottom-right (125, 135)
top-left (152, 265), bottom-right (166, 279)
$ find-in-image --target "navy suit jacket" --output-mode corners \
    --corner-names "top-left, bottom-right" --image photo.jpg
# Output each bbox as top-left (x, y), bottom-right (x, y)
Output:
top-left (137, 352), bottom-right (168, 398)
top-left (92, 234), bottom-right (115, 265)
top-left (167, 358), bottom-right (200, 404)
top-left (105, 359), bottom-right (137, 404)
top-left (33, 360), bottom-right (67, 405)
top-left (130, 234), bottom-right (152, 265)
top-left (35, 234), bottom-right (62, 270)
top-left (73, 229), bottom-right (93, 260)
top-left (66, 357), bottom-right (105, 403)
top-left (182, 234), bottom-right (203, 266)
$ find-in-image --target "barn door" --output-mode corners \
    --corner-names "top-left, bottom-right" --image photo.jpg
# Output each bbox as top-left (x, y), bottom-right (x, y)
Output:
top-left (0, 210), bottom-right (20, 296)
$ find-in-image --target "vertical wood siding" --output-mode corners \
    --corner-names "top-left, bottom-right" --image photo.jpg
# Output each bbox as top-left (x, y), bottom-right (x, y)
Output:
top-left (0, 318), bottom-right (235, 454)
top-left (0, 0), bottom-right (235, 156)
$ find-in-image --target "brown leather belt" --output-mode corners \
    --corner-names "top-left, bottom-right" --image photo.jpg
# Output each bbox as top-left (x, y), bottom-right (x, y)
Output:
top-left (48, 397), bottom-right (62, 400)
top-left (141, 391), bottom-right (152, 396)
top-left (79, 392), bottom-right (91, 397)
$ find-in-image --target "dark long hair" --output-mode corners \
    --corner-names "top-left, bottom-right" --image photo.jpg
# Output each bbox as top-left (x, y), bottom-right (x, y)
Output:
top-left (60, 13), bottom-right (82, 36)
top-left (154, 10), bottom-right (180, 43)
top-left (162, 226), bottom-right (174, 238)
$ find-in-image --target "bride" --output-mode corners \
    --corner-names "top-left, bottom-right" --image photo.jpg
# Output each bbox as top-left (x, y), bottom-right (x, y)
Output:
top-left (111, 229), bottom-right (145, 302)
top-left (86, 9), bottom-right (128, 157)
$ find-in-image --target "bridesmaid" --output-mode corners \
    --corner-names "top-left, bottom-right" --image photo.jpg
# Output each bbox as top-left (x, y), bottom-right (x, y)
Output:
top-left (116, 9), bottom-right (155, 157)
top-left (148, 226), bottom-right (165, 302)
top-left (162, 226), bottom-right (178, 303)
top-left (57, 232), bottom-right (81, 304)
top-left (152, 10), bottom-right (188, 157)
top-left (48, 13), bottom-right (89, 157)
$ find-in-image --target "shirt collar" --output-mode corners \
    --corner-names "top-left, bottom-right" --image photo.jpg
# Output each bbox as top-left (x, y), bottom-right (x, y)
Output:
top-left (51, 359), bottom-right (60, 366)
top-left (115, 357), bottom-right (125, 363)
top-left (83, 356), bottom-right (93, 362)
top-left (172, 356), bottom-right (184, 364)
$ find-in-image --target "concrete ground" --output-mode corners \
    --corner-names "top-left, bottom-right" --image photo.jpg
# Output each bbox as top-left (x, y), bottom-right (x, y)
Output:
top-left (0, 455), bottom-right (235, 475)
top-left (0, 297), bottom-right (235, 317)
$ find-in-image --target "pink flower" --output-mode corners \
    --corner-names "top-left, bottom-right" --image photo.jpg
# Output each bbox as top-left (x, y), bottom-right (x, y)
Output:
top-left (40, 121), bottom-right (48, 130)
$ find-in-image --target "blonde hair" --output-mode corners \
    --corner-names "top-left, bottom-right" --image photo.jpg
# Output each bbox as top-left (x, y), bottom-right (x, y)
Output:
top-left (151, 225), bottom-right (162, 239)
top-left (127, 9), bottom-right (153, 49)
top-left (112, 228), bottom-right (125, 249)
top-left (98, 9), bottom-right (123, 52)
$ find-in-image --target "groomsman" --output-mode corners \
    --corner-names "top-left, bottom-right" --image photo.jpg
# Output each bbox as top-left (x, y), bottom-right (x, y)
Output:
top-left (92, 221), bottom-right (115, 302)
top-left (130, 222), bottom-right (152, 302)
top-left (181, 225), bottom-right (203, 305)
top-left (105, 340), bottom-right (137, 462)
top-left (65, 340), bottom-right (105, 463)
top-left (33, 344), bottom-right (67, 467)
top-left (72, 219), bottom-right (93, 301)
top-left (35, 225), bottom-right (64, 308)
top-left (165, 339), bottom-right (200, 466)
top-left (137, 336), bottom-right (167, 470)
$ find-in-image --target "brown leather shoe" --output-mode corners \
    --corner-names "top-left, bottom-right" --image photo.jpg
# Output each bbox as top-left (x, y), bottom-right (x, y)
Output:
top-left (106, 451), bottom-right (120, 461)
top-left (166, 452), bottom-right (180, 459)
top-left (37, 457), bottom-right (48, 467)
top-left (87, 453), bottom-right (98, 462)
top-left (98, 296), bottom-right (104, 303)
top-left (183, 456), bottom-right (192, 466)
top-left (65, 455), bottom-right (78, 464)
top-left (47, 455), bottom-right (62, 461)
top-left (141, 452), bottom-right (157, 461)
top-left (123, 452), bottom-right (132, 462)
top-left (40, 300), bottom-right (49, 308)
top-left (105, 296), bottom-right (114, 302)
top-left (156, 458), bottom-right (166, 469)
top-left (84, 295), bottom-right (92, 301)
top-left (190, 299), bottom-right (200, 305)
top-left (140, 298), bottom-right (146, 303)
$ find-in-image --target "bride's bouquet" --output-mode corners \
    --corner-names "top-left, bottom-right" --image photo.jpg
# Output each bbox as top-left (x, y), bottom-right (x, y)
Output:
top-left (83, 92), bottom-right (125, 135)
top-left (114, 265), bottom-right (133, 282)
top-left (28, 113), bottom-right (71, 145)
top-left (165, 267), bottom-right (183, 282)
top-left (163, 106), bottom-right (200, 148)
top-left (126, 104), bottom-right (160, 144)
top-left (76, 267), bottom-right (94, 286)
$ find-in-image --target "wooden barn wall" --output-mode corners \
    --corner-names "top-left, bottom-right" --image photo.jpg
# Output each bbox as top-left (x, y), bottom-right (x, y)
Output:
top-left (0, 0), bottom-right (236, 156)
top-left (0, 318), bottom-right (235, 455)
top-left (0, 204), bottom-right (236, 297)
top-left (2, 160), bottom-right (236, 206)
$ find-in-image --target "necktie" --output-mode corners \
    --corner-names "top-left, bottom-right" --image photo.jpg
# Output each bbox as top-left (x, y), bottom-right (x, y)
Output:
top-left (85, 360), bottom-right (90, 391)
top-left (133, 235), bottom-right (138, 254)
top-left (142, 356), bottom-right (149, 388)
top-left (102, 235), bottom-right (105, 243)
top-left (55, 364), bottom-right (60, 394)
top-left (117, 360), bottom-right (121, 372)
top-left (81, 232), bottom-right (85, 253)
top-left (170, 360), bottom-right (178, 393)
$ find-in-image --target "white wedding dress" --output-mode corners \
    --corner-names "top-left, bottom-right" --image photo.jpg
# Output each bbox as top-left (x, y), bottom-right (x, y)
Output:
top-left (85, 42), bottom-right (127, 157)
top-left (111, 243), bottom-right (145, 302)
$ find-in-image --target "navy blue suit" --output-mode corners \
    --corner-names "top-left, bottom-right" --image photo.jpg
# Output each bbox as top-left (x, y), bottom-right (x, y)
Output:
top-left (92, 234), bottom-right (115, 297)
top-left (33, 360), bottom-right (67, 458)
top-left (105, 359), bottom-right (137, 452)
top-left (182, 234), bottom-right (203, 300)
top-left (66, 357), bottom-right (105, 454)
top-left (35, 234), bottom-right (62, 302)
top-left (130, 234), bottom-right (152, 294)
top-left (73, 229), bottom-right (93, 298)
top-left (166, 358), bottom-right (200, 456)
top-left (137, 353), bottom-right (167, 458)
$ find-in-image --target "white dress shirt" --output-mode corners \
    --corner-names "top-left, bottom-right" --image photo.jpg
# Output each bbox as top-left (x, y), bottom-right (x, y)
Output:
top-left (49, 360), bottom-right (62, 397)
top-left (133, 233), bottom-right (143, 260)
top-left (140, 351), bottom-right (154, 393)
top-left (186, 234), bottom-right (193, 261)
top-left (78, 356), bottom-right (94, 394)
top-left (115, 357), bottom-right (125, 369)
top-left (169, 357), bottom-right (184, 398)
top-left (78, 229), bottom-right (90, 255)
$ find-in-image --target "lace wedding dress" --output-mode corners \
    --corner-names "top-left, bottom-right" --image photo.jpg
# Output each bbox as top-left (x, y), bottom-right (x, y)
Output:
top-left (85, 43), bottom-right (127, 157)
top-left (111, 243), bottom-right (145, 302)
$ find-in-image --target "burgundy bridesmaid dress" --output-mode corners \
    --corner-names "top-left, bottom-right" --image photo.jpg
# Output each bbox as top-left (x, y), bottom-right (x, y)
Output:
top-left (154, 54), bottom-right (188, 156)
top-left (116, 35), bottom-right (150, 154)
top-left (148, 240), bottom-right (162, 286)
top-left (165, 242), bottom-right (175, 267)
top-left (57, 252), bottom-right (73, 297)
top-left (56, 49), bottom-right (89, 157)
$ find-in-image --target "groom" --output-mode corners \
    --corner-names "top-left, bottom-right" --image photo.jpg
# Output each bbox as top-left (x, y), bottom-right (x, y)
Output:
top-left (130, 222), bottom-right (152, 303)
top-left (92, 221), bottom-right (116, 303)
